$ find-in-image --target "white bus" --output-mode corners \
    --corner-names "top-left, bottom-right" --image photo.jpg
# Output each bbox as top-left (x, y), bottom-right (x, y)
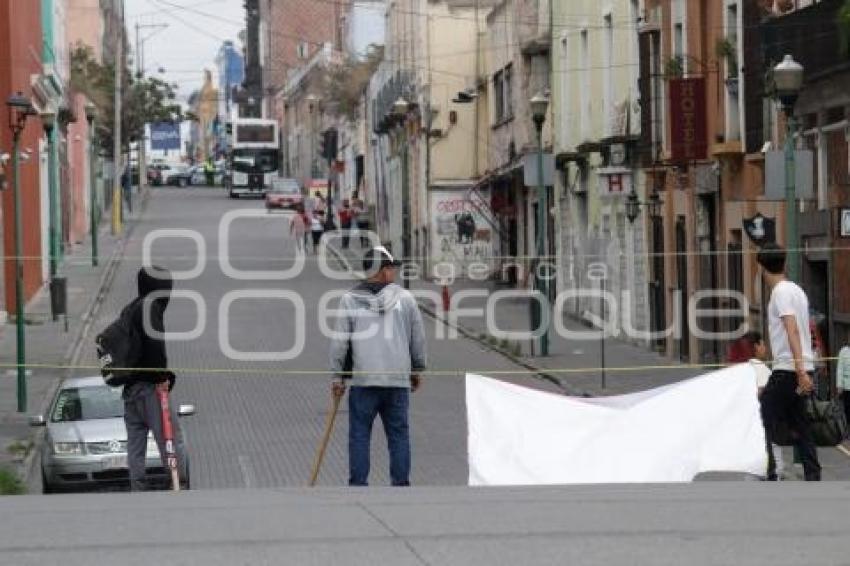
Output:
top-left (226, 118), bottom-right (280, 198)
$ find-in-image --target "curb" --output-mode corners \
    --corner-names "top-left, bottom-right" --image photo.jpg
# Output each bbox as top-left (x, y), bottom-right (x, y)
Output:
top-left (20, 193), bottom-right (151, 492)
top-left (323, 243), bottom-right (578, 395)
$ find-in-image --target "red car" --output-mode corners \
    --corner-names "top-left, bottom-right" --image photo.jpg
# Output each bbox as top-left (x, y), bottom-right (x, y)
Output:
top-left (265, 178), bottom-right (303, 210)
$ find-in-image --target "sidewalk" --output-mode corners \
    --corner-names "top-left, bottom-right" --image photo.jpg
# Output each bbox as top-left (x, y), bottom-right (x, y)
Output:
top-left (326, 244), bottom-right (702, 396)
top-left (0, 192), bottom-right (147, 488)
top-left (411, 278), bottom-right (702, 396)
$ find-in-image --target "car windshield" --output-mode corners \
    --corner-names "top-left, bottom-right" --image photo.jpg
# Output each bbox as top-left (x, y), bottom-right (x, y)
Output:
top-left (231, 150), bottom-right (278, 173)
top-left (270, 181), bottom-right (300, 194)
top-left (50, 386), bottom-right (124, 422)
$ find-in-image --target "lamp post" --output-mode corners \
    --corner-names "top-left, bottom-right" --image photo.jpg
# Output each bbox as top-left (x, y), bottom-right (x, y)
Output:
top-left (625, 189), bottom-right (662, 224)
top-left (773, 54), bottom-right (804, 282)
top-left (394, 96), bottom-right (411, 289)
top-left (40, 107), bottom-right (58, 288)
top-left (530, 93), bottom-right (549, 356)
top-left (85, 102), bottom-right (98, 267)
top-left (6, 92), bottom-right (36, 413)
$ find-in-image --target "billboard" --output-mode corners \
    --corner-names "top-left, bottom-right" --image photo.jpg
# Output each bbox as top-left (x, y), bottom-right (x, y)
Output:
top-left (669, 78), bottom-right (707, 163)
top-left (150, 122), bottom-right (181, 151)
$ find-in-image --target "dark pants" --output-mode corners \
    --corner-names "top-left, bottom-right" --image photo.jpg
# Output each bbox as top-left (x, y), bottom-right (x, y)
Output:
top-left (123, 382), bottom-right (186, 491)
top-left (357, 220), bottom-right (370, 247)
top-left (205, 172), bottom-right (214, 186)
top-left (348, 386), bottom-right (411, 486)
top-left (341, 222), bottom-right (351, 248)
top-left (761, 370), bottom-right (821, 481)
top-left (311, 230), bottom-right (323, 252)
top-left (842, 391), bottom-right (850, 427)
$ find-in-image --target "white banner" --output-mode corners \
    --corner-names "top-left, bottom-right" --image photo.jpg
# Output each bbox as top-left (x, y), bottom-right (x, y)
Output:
top-left (466, 365), bottom-right (767, 485)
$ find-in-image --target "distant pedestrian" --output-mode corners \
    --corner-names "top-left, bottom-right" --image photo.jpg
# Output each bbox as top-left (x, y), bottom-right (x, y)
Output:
top-left (757, 243), bottom-right (821, 481)
top-left (746, 331), bottom-right (785, 479)
top-left (203, 158), bottom-right (215, 186)
top-left (290, 204), bottom-right (308, 253)
top-left (352, 198), bottom-right (370, 247)
top-left (330, 246), bottom-right (427, 486)
top-left (314, 192), bottom-right (327, 215)
top-left (338, 199), bottom-right (353, 249)
top-left (836, 343), bottom-right (850, 424)
top-left (311, 211), bottom-right (325, 253)
top-left (121, 164), bottom-right (133, 214)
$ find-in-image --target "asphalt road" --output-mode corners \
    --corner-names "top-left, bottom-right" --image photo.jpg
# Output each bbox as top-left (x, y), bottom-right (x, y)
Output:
top-left (75, 187), bottom-right (555, 489)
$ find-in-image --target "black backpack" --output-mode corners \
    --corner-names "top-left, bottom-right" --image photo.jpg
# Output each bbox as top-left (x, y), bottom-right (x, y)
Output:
top-left (95, 300), bottom-right (143, 387)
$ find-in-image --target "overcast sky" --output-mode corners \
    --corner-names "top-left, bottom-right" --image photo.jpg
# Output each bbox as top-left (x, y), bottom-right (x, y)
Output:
top-left (124, 0), bottom-right (245, 103)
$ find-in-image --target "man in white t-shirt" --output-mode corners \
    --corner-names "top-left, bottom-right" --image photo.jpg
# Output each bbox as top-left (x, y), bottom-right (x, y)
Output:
top-left (757, 243), bottom-right (821, 481)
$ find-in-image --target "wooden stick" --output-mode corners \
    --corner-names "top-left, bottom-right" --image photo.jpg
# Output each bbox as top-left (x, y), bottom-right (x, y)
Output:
top-left (309, 391), bottom-right (343, 486)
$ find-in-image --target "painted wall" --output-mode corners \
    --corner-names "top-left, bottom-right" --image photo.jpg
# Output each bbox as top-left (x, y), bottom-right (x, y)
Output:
top-left (0, 0), bottom-right (47, 311)
top-left (429, 188), bottom-right (494, 277)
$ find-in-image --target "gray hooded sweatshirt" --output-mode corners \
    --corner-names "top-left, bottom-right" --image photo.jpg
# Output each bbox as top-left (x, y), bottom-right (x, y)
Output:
top-left (329, 281), bottom-right (427, 388)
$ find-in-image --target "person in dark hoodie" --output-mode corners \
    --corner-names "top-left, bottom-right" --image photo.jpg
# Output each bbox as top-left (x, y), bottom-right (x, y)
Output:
top-left (122, 266), bottom-right (186, 491)
top-left (329, 247), bottom-right (427, 486)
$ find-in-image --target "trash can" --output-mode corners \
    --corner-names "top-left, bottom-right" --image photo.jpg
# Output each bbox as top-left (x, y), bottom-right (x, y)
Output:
top-left (50, 276), bottom-right (67, 321)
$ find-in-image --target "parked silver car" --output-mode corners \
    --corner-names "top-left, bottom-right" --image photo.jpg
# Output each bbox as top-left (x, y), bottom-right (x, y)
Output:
top-left (31, 375), bottom-right (195, 493)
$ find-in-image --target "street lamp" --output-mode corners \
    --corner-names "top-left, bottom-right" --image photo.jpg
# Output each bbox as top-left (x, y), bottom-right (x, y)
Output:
top-left (773, 54), bottom-right (804, 282)
top-left (395, 96), bottom-right (411, 288)
top-left (85, 102), bottom-right (98, 267)
top-left (6, 92), bottom-right (36, 413)
top-left (530, 92), bottom-right (549, 356)
top-left (40, 107), bottom-right (59, 290)
top-left (625, 189), bottom-right (663, 224)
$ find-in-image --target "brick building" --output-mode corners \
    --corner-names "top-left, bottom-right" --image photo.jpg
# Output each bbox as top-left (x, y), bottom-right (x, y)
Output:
top-left (259, 0), bottom-right (346, 122)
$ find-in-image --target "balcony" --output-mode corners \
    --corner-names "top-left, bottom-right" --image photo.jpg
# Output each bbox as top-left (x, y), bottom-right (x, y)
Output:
top-left (762, 0), bottom-right (849, 82)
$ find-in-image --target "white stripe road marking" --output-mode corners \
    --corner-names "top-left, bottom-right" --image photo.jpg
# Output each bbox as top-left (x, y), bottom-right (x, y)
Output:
top-left (836, 444), bottom-right (850, 458)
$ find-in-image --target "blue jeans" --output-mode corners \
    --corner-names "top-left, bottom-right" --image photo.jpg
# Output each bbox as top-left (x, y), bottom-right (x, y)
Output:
top-left (348, 386), bottom-right (410, 486)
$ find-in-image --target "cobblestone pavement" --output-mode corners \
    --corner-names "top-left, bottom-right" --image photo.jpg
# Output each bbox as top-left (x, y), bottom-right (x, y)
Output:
top-left (74, 188), bottom-right (558, 489)
top-left (21, 187), bottom-right (850, 489)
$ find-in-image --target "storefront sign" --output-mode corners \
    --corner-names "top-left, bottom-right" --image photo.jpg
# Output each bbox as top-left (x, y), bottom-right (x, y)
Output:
top-left (597, 167), bottom-right (632, 196)
top-left (150, 122), bottom-right (181, 151)
top-left (669, 78), bottom-right (707, 163)
top-left (743, 213), bottom-right (776, 247)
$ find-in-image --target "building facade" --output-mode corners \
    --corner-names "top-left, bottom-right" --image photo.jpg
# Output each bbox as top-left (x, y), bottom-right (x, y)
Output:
top-left (553, 0), bottom-right (649, 343)
top-left (0, 0), bottom-right (47, 312)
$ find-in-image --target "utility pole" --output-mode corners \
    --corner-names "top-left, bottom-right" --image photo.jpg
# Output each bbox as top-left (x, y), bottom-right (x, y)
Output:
top-left (112, 0), bottom-right (124, 236)
top-left (135, 22), bottom-right (147, 197)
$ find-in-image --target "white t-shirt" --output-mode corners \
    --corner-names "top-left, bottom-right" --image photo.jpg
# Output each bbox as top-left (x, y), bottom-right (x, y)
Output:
top-left (767, 280), bottom-right (814, 372)
top-left (750, 359), bottom-right (772, 389)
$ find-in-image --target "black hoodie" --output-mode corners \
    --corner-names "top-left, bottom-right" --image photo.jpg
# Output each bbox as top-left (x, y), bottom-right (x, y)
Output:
top-left (126, 266), bottom-right (173, 386)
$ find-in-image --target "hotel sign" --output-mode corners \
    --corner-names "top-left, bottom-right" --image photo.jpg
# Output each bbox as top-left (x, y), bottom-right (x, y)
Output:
top-left (669, 78), bottom-right (707, 163)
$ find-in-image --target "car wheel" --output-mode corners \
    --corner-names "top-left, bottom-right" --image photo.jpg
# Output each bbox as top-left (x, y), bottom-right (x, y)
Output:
top-left (229, 192), bottom-right (238, 199)
top-left (42, 469), bottom-right (54, 494)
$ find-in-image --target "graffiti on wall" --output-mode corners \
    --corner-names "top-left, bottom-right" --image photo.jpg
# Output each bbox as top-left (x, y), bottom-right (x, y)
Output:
top-left (430, 189), bottom-right (493, 277)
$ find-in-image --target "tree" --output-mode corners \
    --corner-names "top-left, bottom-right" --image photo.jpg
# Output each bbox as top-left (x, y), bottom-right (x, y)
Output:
top-left (71, 42), bottom-right (184, 158)
top-left (324, 45), bottom-right (384, 121)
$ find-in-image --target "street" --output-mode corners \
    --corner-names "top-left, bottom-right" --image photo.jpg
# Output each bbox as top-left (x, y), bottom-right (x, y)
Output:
top-left (74, 187), bottom-right (555, 488)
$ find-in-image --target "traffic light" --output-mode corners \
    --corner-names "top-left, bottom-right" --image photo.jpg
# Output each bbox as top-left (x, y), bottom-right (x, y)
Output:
top-left (319, 128), bottom-right (338, 161)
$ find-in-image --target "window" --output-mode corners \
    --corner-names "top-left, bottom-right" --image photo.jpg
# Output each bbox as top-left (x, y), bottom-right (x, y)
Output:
top-left (296, 42), bottom-right (309, 59)
top-left (493, 70), bottom-right (504, 123)
top-left (503, 65), bottom-right (513, 118)
top-left (493, 64), bottom-right (514, 124)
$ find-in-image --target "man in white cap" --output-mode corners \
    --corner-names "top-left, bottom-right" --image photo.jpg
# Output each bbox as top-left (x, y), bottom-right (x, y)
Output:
top-left (329, 246), bottom-right (427, 486)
